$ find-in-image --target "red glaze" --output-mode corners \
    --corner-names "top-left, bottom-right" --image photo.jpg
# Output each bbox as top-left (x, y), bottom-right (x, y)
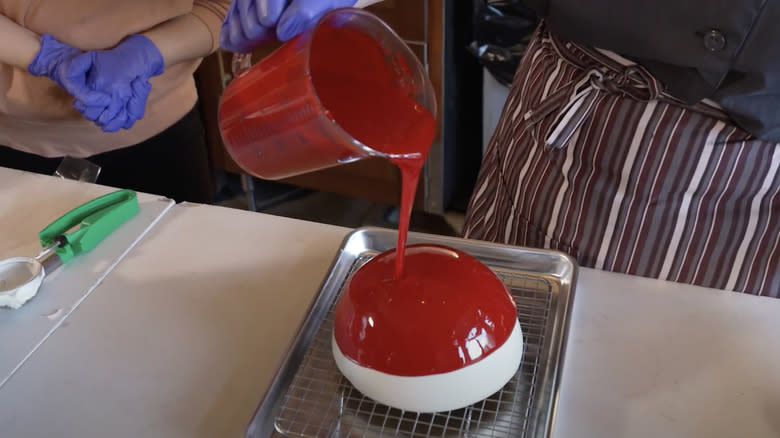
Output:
top-left (307, 25), bottom-right (435, 278)
top-left (221, 11), bottom-right (517, 377)
top-left (333, 244), bottom-right (518, 376)
top-left (219, 14), bottom-right (436, 277)
top-left (305, 18), bottom-right (516, 377)
top-left (219, 17), bottom-right (435, 185)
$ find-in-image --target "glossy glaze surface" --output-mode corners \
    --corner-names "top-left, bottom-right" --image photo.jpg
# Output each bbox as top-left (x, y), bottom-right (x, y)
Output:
top-left (332, 321), bottom-right (524, 412)
top-left (333, 244), bottom-right (518, 376)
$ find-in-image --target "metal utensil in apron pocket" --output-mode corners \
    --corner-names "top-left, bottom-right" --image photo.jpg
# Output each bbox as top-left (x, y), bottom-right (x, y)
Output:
top-left (0, 189), bottom-right (139, 309)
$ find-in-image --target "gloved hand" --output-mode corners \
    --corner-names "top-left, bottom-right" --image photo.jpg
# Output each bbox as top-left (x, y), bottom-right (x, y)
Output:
top-left (277, 0), bottom-right (356, 42)
top-left (28, 34), bottom-right (110, 109)
top-left (219, 0), bottom-right (281, 53)
top-left (74, 77), bottom-right (152, 132)
top-left (72, 34), bottom-right (164, 132)
top-left (219, 0), bottom-right (356, 53)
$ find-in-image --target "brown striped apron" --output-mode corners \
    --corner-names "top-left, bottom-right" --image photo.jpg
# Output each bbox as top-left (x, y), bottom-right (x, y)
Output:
top-left (464, 24), bottom-right (780, 297)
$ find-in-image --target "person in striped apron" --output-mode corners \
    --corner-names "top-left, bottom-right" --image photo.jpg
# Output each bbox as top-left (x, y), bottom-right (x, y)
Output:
top-left (464, 3), bottom-right (779, 297)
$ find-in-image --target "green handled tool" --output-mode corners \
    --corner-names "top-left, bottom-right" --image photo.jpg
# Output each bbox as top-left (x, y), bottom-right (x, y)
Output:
top-left (0, 189), bottom-right (139, 309)
top-left (39, 189), bottom-right (139, 264)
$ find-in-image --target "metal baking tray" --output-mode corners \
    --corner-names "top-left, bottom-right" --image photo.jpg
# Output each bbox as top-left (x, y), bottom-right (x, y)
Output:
top-left (246, 227), bottom-right (577, 438)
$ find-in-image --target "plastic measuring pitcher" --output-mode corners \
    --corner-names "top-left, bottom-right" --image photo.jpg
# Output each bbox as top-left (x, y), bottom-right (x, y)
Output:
top-left (218, 7), bottom-right (437, 180)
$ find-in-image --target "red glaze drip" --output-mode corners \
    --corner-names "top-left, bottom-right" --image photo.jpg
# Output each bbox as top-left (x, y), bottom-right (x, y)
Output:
top-left (302, 24), bottom-right (517, 376)
top-left (309, 25), bottom-right (434, 278)
top-left (333, 244), bottom-right (518, 376)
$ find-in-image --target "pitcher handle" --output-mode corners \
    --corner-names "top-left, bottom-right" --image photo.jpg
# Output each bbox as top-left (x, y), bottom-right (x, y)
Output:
top-left (232, 52), bottom-right (253, 77)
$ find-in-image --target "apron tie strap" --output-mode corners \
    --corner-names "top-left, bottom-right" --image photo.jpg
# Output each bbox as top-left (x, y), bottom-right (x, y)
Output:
top-left (524, 37), bottom-right (664, 150)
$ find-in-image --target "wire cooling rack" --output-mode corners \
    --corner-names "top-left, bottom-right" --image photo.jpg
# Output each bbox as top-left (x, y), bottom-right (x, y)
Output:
top-left (246, 228), bottom-right (576, 438)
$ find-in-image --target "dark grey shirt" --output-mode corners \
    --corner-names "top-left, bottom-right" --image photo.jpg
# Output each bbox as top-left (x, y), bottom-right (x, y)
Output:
top-left (526, 0), bottom-right (780, 142)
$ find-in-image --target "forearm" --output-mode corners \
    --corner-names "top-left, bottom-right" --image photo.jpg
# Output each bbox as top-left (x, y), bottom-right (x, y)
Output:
top-left (141, 13), bottom-right (214, 67)
top-left (0, 14), bottom-right (41, 69)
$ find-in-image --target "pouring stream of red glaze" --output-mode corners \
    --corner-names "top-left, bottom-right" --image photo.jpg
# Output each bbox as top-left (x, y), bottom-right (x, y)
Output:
top-left (311, 24), bottom-right (435, 279)
top-left (315, 22), bottom-right (518, 377)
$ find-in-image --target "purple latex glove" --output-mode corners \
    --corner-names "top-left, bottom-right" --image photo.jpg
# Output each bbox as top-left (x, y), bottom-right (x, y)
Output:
top-left (75, 77), bottom-right (152, 132)
top-left (219, 0), bottom-right (282, 53)
top-left (276, 0), bottom-right (357, 42)
top-left (28, 34), bottom-right (110, 108)
top-left (72, 34), bottom-right (164, 133)
top-left (219, 0), bottom-right (356, 52)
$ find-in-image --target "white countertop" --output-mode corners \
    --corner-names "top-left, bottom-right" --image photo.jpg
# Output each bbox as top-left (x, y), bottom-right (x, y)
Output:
top-left (0, 168), bottom-right (778, 438)
top-left (0, 168), bottom-right (173, 389)
top-left (556, 270), bottom-right (780, 438)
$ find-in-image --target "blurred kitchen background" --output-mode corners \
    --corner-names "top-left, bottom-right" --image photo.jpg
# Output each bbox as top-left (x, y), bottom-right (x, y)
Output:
top-left (194, 0), bottom-right (538, 237)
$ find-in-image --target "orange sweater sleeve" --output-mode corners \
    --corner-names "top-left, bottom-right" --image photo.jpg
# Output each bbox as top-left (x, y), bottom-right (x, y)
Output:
top-left (191, 0), bottom-right (230, 53)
